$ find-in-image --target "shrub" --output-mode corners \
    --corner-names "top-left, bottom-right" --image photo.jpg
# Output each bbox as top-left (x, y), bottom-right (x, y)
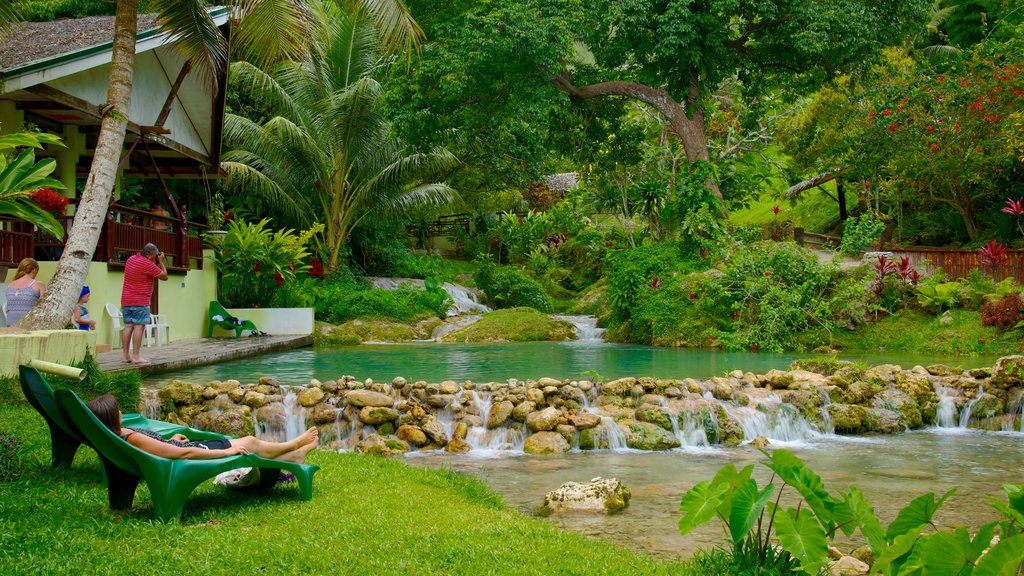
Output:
top-left (350, 221), bottom-right (417, 276)
top-left (315, 282), bottom-right (449, 324)
top-left (211, 218), bottom-right (318, 308)
top-left (606, 242), bottom-right (704, 319)
top-left (839, 212), bottom-right (885, 256)
top-left (0, 431), bottom-right (25, 482)
top-left (474, 264), bottom-right (552, 312)
top-left (980, 294), bottom-right (1024, 331)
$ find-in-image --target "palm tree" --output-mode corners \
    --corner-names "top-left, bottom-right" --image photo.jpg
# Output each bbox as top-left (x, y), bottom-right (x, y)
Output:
top-left (220, 0), bottom-right (457, 270)
top-left (17, 0), bottom-right (423, 329)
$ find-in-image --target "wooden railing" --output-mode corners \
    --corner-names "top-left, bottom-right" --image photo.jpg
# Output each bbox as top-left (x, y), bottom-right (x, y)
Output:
top-left (0, 200), bottom-right (208, 271)
top-left (793, 228), bottom-right (841, 249)
top-left (881, 245), bottom-right (1024, 284)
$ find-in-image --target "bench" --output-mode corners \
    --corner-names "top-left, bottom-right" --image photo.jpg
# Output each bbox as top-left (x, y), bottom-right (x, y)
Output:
top-left (54, 388), bottom-right (319, 521)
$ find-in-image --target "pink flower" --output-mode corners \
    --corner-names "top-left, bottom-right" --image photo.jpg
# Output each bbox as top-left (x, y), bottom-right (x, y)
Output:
top-left (1003, 198), bottom-right (1024, 216)
top-left (649, 276), bottom-right (661, 290)
top-left (772, 205), bottom-right (780, 215)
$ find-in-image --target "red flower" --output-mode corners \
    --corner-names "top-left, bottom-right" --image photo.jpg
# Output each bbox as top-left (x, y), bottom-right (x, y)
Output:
top-left (930, 143), bottom-right (939, 151)
top-left (604, 241), bottom-right (613, 247)
top-left (953, 123), bottom-right (960, 131)
top-left (887, 123), bottom-right (899, 132)
top-left (1015, 89), bottom-right (1023, 96)
top-left (532, 209), bottom-right (539, 214)
top-left (987, 114), bottom-right (998, 122)
top-left (517, 217), bottom-right (523, 226)
top-left (936, 75), bottom-right (945, 83)
top-left (649, 276), bottom-right (661, 290)
top-left (731, 311), bottom-right (738, 319)
top-left (971, 102), bottom-right (981, 110)
top-left (772, 205), bottom-right (780, 215)
top-left (1002, 198), bottom-right (1024, 216)
top-left (274, 272), bottom-right (284, 287)
top-left (454, 241), bottom-right (463, 253)
top-left (254, 262), bottom-right (261, 273)
top-left (289, 260), bottom-right (296, 272)
top-left (710, 335), bottom-right (717, 341)
top-left (750, 344), bottom-right (759, 352)
top-left (868, 112), bottom-right (877, 119)
top-left (977, 240), bottom-right (1009, 267)
top-left (935, 93), bottom-right (943, 100)
top-left (688, 291), bottom-right (695, 299)
top-left (764, 271), bottom-right (771, 277)
top-left (30, 188), bottom-right (68, 214)
top-left (490, 239), bottom-right (498, 248)
top-left (223, 210), bottom-right (235, 222)
top-left (960, 80), bottom-right (969, 87)
top-left (883, 108), bottom-right (892, 117)
top-left (975, 147), bottom-right (983, 152)
top-left (695, 281), bottom-right (701, 287)
top-left (925, 125), bottom-right (935, 132)
top-left (308, 258), bottom-right (324, 277)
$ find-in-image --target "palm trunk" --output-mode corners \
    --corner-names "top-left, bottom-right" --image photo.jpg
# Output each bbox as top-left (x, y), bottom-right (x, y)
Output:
top-left (16, 0), bottom-right (138, 330)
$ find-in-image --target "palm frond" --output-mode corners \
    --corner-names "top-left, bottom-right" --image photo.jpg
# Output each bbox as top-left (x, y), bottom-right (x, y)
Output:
top-left (149, 0), bottom-right (228, 86)
top-left (229, 62), bottom-right (307, 125)
top-left (0, 0), bottom-right (24, 33)
top-left (922, 44), bottom-right (963, 57)
top-left (355, 0), bottom-right (424, 58)
top-left (219, 160), bottom-right (313, 227)
top-left (233, 0), bottom-right (311, 69)
top-left (927, 4), bottom-right (960, 33)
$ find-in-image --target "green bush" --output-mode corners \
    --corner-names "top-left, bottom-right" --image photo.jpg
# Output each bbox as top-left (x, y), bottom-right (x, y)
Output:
top-left (350, 221), bottom-right (417, 276)
top-left (839, 212), bottom-right (885, 256)
top-left (211, 218), bottom-right (317, 308)
top-left (21, 0), bottom-right (123, 20)
top-left (314, 281), bottom-right (449, 324)
top-left (474, 264), bottom-right (552, 312)
top-left (606, 242), bottom-right (705, 319)
top-left (0, 431), bottom-right (24, 482)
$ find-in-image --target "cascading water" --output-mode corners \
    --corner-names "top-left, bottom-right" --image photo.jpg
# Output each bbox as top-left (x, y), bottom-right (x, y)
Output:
top-left (255, 389), bottom-right (306, 442)
top-left (819, 390), bottom-right (835, 435)
top-left (599, 416), bottom-right (629, 451)
top-left (934, 384), bottom-right (959, 428)
top-left (139, 388), bottom-right (162, 419)
top-left (1002, 390), bottom-right (1024, 432)
top-left (368, 277), bottom-right (490, 316)
top-left (430, 315), bottom-right (483, 341)
top-left (551, 315), bottom-right (606, 343)
top-left (660, 398), bottom-right (709, 447)
top-left (721, 395), bottom-right (822, 443)
top-left (958, 385), bottom-right (983, 429)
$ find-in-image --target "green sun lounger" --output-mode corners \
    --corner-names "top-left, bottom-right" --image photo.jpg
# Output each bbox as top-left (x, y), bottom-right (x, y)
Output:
top-left (208, 301), bottom-right (259, 338)
top-left (19, 365), bottom-right (229, 468)
top-left (54, 388), bottom-right (319, 521)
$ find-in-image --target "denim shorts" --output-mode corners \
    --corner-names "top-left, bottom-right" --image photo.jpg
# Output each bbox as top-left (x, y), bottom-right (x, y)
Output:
top-left (122, 305), bottom-right (152, 325)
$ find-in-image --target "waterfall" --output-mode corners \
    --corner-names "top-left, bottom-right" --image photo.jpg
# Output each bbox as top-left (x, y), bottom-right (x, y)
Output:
top-left (958, 385), bottom-right (983, 429)
top-left (368, 277), bottom-right (490, 316)
top-left (1002, 390), bottom-right (1024, 432)
top-left (934, 384), bottom-right (959, 428)
top-left (820, 390), bottom-right (835, 435)
top-left (552, 315), bottom-right (606, 343)
top-left (255, 389), bottom-right (306, 442)
top-left (660, 398), bottom-right (710, 447)
top-left (139, 388), bottom-right (162, 419)
top-left (721, 395), bottom-right (822, 443)
top-left (600, 416), bottom-right (629, 451)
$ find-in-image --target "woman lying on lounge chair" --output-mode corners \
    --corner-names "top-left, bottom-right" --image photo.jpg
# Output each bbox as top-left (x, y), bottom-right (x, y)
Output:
top-left (87, 394), bottom-right (318, 463)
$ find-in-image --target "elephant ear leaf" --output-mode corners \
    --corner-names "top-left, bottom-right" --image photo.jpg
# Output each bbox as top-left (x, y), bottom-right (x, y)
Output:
top-left (774, 508), bottom-right (829, 576)
top-left (1003, 484), bottom-right (1024, 517)
top-left (678, 480), bottom-right (730, 536)
top-left (842, 486), bottom-right (887, 553)
top-left (901, 526), bottom-right (993, 576)
top-left (765, 449), bottom-right (838, 531)
top-left (872, 525), bottom-right (924, 575)
top-left (886, 489), bottom-right (955, 541)
top-left (974, 534), bottom-right (1024, 576)
top-left (728, 478), bottom-right (774, 545)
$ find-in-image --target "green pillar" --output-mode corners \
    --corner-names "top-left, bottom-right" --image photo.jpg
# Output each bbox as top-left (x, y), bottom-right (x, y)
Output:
top-left (0, 100), bottom-right (25, 134)
top-left (55, 124), bottom-right (81, 201)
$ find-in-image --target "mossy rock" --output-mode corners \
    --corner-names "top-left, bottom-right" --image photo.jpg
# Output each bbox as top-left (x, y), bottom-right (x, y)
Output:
top-left (715, 406), bottom-right (745, 446)
top-left (316, 320), bottom-right (417, 346)
top-left (788, 357), bottom-right (857, 377)
top-left (635, 405), bottom-right (673, 431)
top-left (441, 308), bottom-right (575, 343)
top-left (577, 428), bottom-right (596, 450)
top-left (621, 420), bottom-right (680, 450)
top-left (827, 403), bottom-right (868, 433)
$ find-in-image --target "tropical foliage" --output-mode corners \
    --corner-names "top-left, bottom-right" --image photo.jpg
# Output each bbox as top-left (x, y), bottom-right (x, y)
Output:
top-left (0, 132), bottom-right (67, 239)
top-left (221, 0), bottom-right (457, 270)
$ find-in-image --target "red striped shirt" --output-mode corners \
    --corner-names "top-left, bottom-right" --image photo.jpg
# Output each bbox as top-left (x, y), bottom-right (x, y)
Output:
top-left (121, 253), bottom-right (163, 306)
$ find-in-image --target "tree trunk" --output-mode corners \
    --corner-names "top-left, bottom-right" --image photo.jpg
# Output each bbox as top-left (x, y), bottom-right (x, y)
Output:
top-left (16, 0), bottom-right (138, 330)
top-left (836, 178), bottom-right (848, 222)
top-left (550, 69), bottom-right (727, 218)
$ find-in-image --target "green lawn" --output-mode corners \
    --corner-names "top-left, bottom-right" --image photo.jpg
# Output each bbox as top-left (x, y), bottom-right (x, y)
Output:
top-left (0, 403), bottom-right (689, 576)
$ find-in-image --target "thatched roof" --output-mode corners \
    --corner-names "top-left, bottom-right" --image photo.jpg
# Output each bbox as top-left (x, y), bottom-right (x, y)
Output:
top-left (545, 172), bottom-right (579, 192)
top-left (0, 14), bottom-right (161, 72)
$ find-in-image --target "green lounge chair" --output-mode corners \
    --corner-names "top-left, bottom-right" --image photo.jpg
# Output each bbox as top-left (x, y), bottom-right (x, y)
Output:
top-left (19, 365), bottom-right (229, 468)
top-left (208, 301), bottom-right (259, 338)
top-left (54, 388), bottom-right (319, 521)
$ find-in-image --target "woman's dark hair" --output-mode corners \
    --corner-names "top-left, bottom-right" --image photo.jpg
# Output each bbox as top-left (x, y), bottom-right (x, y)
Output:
top-left (87, 394), bottom-right (121, 432)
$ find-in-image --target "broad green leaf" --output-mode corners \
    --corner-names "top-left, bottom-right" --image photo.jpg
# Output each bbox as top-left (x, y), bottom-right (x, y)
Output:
top-left (974, 534), bottom-right (1024, 576)
top-left (774, 508), bottom-right (829, 576)
top-left (1003, 484), bottom-right (1024, 518)
top-left (874, 526), bottom-right (925, 576)
top-left (887, 489), bottom-right (956, 541)
top-left (901, 526), bottom-right (992, 576)
top-left (728, 478), bottom-right (774, 545)
top-left (678, 480), bottom-right (730, 536)
top-left (0, 132), bottom-right (64, 151)
top-left (765, 449), bottom-right (838, 531)
top-left (843, 486), bottom-right (887, 552)
top-left (712, 463), bottom-right (754, 516)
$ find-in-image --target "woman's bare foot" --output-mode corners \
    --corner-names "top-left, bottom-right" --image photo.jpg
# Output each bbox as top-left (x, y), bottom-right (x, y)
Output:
top-left (293, 427), bottom-right (318, 447)
top-left (278, 437), bottom-right (318, 464)
top-left (130, 358), bottom-right (150, 365)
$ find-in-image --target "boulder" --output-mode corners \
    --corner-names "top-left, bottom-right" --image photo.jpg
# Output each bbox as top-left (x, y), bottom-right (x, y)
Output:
top-left (893, 371), bottom-right (935, 406)
top-left (526, 407), bottom-right (561, 432)
top-left (355, 434), bottom-right (408, 457)
top-left (990, 356), bottom-right (1024, 389)
top-left (242, 391), bottom-right (269, 409)
top-left (345, 390), bottom-right (394, 407)
top-left (526, 388), bottom-right (545, 404)
top-left (970, 393), bottom-right (1004, 419)
top-left (715, 407), bottom-right (745, 447)
top-left (537, 377), bottom-right (562, 387)
top-left (453, 422), bottom-right (469, 441)
top-left (635, 405), bottom-right (674, 431)
top-left (864, 407), bottom-right (903, 433)
top-left (555, 424), bottom-right (577, 443)
top-left (621, 420), bottom-right (681, 450)
top-left (445, 437), bottom-right (472, 453)
top-left (827, 404), bottom-right (868, 434)
top-left (487, 401), bottom-right (515, 429)
top-left (706, 377), bottom-right (737, 399)
top-left (874, 388), bottom-right (922, 429)
top-left (539, 478), bottom-right (631, 515)
top-left (577, 428), bottom-right (596, 450)
top-left (420, 415), bottom-right (449, 445)
top-left (308, 403), bottom-right (340, 425)
top-left (159, 380), bottom-right (204, 405)
top-left (297, 387), bottom-right (325, 407)
top-left (512, 401), bottom-right (537, 422)
top-left (208, 380), bottom-right (238, 394)
top-left (749, 436), bottom-right (770, 449)
top-left (523, 431), bottom-right (570, 454)
top-left (569, 411), bottom-right (601, 430)
top-left (926, 364), bottom-right (961, 377)
top-left (255, 404), bottom-right (287, 429)
top-left (190, 406), bottom-right (254, 437)
top-left (396, 424), bottom-right (429, 447)
top-left (227, 387), bottom-right (246, 403)
top-left (359, 406), bottom-right (399, 426)
top-left (600, 377), bottom-right (637, 397)
top-left (829, 555), bottom-right (870, 576)
top-left (439, 380), bottom-right (460, 395)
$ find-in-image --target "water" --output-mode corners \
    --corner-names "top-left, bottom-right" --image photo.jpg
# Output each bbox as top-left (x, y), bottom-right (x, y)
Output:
top-left (552, 315), bottom-right (606, 343)
top-left (406, 430), bottom-right (1024, 559)
top-left (368, 277), bottom-right (490, 316)
top-left (146, 342), bottom-right (996, 387)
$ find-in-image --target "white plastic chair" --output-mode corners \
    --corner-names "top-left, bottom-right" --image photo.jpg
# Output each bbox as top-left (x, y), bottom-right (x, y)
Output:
top-left (150, 313), bottom-right (170, 345)
top-left (106, 303), bottom-right (160, 348)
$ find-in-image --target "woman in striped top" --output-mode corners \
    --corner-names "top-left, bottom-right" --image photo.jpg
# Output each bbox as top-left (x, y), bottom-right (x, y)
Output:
top-left (6, 258), bottom-right (46, 325)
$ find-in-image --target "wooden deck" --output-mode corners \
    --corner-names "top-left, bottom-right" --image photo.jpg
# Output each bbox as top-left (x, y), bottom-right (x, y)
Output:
top-left (96, 335), bottom-right (312, 375)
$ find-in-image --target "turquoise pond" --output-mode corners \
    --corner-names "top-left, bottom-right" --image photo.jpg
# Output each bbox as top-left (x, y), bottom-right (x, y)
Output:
top-left (146, 341), bottom-right (999, 386)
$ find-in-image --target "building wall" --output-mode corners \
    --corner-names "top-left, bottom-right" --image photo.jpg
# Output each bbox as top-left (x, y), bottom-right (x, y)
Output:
top-left (3, 250), bottom-right (218, 350)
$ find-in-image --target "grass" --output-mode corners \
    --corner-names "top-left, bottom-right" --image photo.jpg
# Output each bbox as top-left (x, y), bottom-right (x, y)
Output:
top-left (731, 187), bottom-right (859, 234)
top-left (0, 402), bottom-right (691, 576)
top-left (804, 308), bottom-right (1022, 357)
top-left (441, 308), bottom-right (575, 343)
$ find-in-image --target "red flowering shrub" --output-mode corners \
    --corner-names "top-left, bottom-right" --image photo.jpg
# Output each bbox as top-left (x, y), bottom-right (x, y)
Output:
top-left (30, 188), bottom-right (68, 214)
top-left (980, 294), bottom-right (1024, 331)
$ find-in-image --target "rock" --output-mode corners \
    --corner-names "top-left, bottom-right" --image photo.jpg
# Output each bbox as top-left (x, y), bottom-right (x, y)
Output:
top-left (377, 422), bottom-right (396, 436)
top-left (540, 478), bottom-right (631, 515)
top-left (968, 367), bottom-right (991, 379)
top-left (865, 407), bottom-right (903, 433)
top-left (829, 555), bottom-right (870, 576)
top-left (359, 406), bottom-right (399, 426)
top-left (453, 422), bottom-right (469, 441)
top-left (716, 407), bottom-right (745, 447)
top-left (523, 431), bottom-right (570, 454)
top-left (850, 546), bottom-right (874, 566)
top-left (990, 356), bottom-right (1024, 389)
top-left (392, 376), bottom-right (407, 388)
top-left (420, 415), bottom-right (449, 445)
top-left (526, 407), bottom-right (561, 432)
top-left (569, 411), bottom-right (601, 430)
top-left (537, 377), bottom-right (562, 387)
top-left (512, 401), bottom-right (537, 422)
top-left (893, 371), bottom-right (935, 406)
top-left (926, 364), bottom-right (961, 377)
top-left (971, 393), bottom-right (1004, 419)
top-left (297, 387), bottom-right (325, 407)
top-left (487, 401), bottom-right (515, 429)
top-left (228, 387), bottom-right (246, 403)
top-left (765, 370), bottom-right (796, 388)
top-left (202, 387), bottom-right (219, 400)
top-left (255, 404), bottom-right (286, 429)
top-left (445, 437), bottom-right (472, 453)
top-left (439, 380), bottom-right (460, 395)
top-left (355, 434), bottom-right (407, 457)
top-left (749, 436), bottom-right (770, 449)
top-left (208, 380), bottom-right (238, 394)
top-left (345, 390), bottom-right (394, 407)
top-left (555, 424), bottom-right (577, 443)
top-left (707, 377), bottom-right (737, 399)
top-left (526, 388), bottom-right (545, 404)
top-left (635, 405), bottom-right (673, 431)
top-left (874, 388), bottom-right (922, 429)
top-left (601, 377), bottom-right (637, 397)
top-left (159, 380), bottom-right (204, 405)
top-left (308, 403), bottom-right (340, 425)
top-left (577, 428), bottom-right (596, 450)
top-left (621, 420), bottom-right (681, 450)
top-left (864, 364), bottom-right (903, 384)
top-left (191, 406), bottom-right (254, 437)
top-left (396, 424), bottom-right (429, 447)
top-left (827, 404), bottom-right (868, 434)
top-left (241, 391), bottom-right (268, 409)
top-left (427, 394), bottom-right (454, 408)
